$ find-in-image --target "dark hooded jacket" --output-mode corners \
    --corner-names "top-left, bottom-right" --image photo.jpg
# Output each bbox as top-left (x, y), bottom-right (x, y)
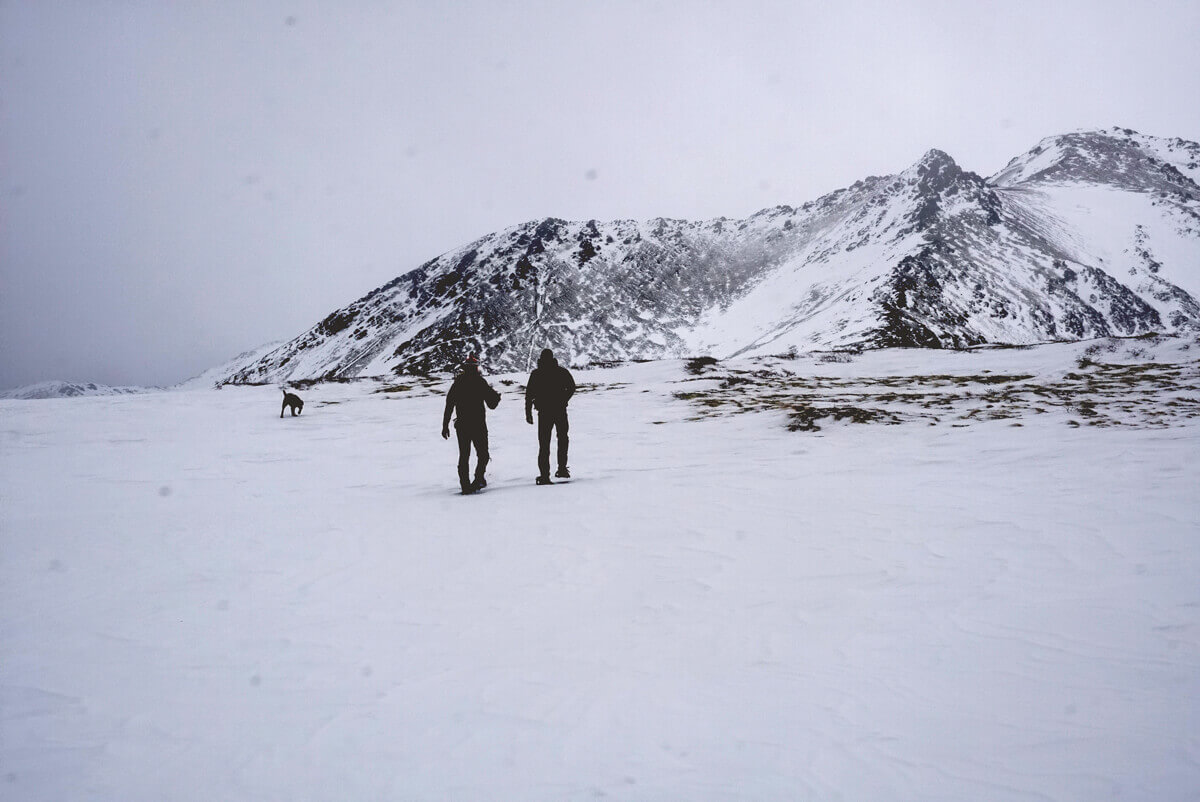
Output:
top-left (525, 351), bottom-right (576, 418)
top-left (443, 367), bottom-right (501, 430)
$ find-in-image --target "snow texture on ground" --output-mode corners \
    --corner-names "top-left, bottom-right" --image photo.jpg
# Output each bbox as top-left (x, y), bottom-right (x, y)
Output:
top-left (2, 338), bottom-right (1199, 801)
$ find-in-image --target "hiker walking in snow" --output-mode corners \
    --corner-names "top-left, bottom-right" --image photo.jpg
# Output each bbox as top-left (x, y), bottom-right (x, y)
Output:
top-left (525, 348), bottom-right (576, 485)
top-left (442, 355), bottom-right (501, 495)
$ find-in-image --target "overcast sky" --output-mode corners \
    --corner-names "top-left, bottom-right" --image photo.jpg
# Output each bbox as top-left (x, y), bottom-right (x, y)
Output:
top-left (2, 0), bottom-right (1198, 389)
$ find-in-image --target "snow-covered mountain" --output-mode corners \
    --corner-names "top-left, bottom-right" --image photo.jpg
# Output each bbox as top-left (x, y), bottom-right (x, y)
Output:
top-left (175, 341), bottom-right (285, 390)
top-left (0, 380), bottom-right (151, 400)
top-left (223, 127), bottom-right (1200, 383)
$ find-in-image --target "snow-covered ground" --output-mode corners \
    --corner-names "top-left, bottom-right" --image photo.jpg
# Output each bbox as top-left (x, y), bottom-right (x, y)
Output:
top-left (3, 338), bottom-right (1198, 801)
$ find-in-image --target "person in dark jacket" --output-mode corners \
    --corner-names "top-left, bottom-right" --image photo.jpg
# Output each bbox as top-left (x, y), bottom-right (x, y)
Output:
top-left (442, 355), bottom-right (501, 494)
top-left (525, 348), bottom-right (576, 484)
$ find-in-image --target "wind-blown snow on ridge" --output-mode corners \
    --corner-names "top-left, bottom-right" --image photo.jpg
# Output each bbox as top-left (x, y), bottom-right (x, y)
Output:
top-left (224, 128), bottom-right (1200, 383)
top-left (991, 126), bottom-right (1200, 189)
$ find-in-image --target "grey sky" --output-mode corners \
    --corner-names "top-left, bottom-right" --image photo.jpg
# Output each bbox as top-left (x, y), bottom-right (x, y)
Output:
top-left (2, 0), bottom-right (1198, 389)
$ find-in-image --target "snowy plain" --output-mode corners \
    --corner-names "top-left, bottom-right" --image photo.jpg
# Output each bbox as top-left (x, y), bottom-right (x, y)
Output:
top-left (2, 338), bottom-right (1199, 801)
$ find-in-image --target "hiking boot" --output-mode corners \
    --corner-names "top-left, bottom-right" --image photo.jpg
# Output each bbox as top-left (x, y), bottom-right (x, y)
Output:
top-left (555, 467), bottom-right (571, 479)
top-left (535, 475), bottom-right (553, 485)
top-left (472, 477), bottom-right (487, 491)
top-left (460, 483), bottom-right (476, 495)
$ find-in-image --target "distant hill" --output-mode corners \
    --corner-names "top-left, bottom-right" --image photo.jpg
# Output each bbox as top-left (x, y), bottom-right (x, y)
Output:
top-left (0, 381), bottom-right (151, 400)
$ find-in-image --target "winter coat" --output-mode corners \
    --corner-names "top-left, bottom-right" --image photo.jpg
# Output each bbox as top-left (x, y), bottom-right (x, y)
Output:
top-left (525, 354), bottom-right (576, 417)
top-left (443, 369), bottom-right (500, 430)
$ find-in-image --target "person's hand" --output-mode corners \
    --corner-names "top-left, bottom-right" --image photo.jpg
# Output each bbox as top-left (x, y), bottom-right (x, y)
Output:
top-left (441, 427), bottom-right (450, 440)
top-left (526, 414), bottom-right (534, 425)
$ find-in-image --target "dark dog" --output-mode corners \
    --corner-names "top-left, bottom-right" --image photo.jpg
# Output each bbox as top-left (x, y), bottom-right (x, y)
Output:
top-left (281, 388), bottom-right (304, 418)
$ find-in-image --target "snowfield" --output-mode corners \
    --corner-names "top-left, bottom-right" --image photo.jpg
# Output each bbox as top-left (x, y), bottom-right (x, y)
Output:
top-left (3, 338), bottom-right (1199, 801)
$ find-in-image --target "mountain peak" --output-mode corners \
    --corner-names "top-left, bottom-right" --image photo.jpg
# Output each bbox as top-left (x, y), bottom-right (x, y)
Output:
top-left (918, 148), bottom-right (956, 168)
top-left (900, 148), bottom-right (969, 198)
top-left (991, 128), bottom-right (1200, 191)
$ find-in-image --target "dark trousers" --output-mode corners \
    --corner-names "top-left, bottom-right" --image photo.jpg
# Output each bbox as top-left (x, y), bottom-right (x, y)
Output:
top-left (537, 409), bottom-right (569, 477)
top-left (456, 424), bottom-right (489, 489)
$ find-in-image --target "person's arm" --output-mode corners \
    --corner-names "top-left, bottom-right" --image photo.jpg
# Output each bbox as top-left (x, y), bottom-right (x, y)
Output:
top-left (563, 368), bottom-right (576, 404)
top-left (442, 384), bottom-right (455, 438)
top-left (524, 372), bottom-right (536, 424)
top-left (485, 381), bottom-right (501, 410)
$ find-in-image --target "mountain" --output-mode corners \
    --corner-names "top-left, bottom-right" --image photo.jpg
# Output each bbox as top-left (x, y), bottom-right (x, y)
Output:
top-left (175, 341), bottom-right (284, 390)
top-left (222, 127), bottom-right (1200, 383)
top-left (0, 381), bottom-right (151, 400)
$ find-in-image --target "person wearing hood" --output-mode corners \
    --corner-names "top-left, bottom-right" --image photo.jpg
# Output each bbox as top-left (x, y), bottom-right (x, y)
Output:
top-left (524, 348), bottom-right (576, 485)
top-left (442, 355), bottom-right (501, 494)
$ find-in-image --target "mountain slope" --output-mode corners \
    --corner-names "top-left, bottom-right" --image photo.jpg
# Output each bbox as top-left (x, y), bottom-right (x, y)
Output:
top-left (223, 128), bottom-right (1200, 383)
